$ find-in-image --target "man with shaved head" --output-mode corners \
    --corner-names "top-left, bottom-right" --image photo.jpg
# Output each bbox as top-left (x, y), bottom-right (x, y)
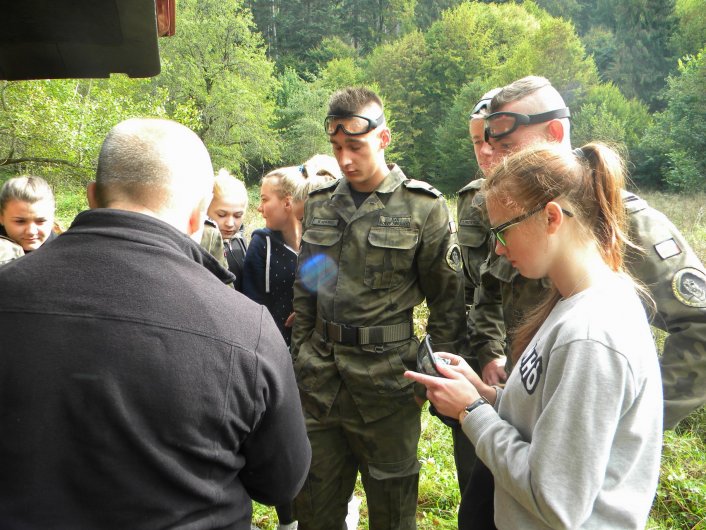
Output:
top-left (0, 118), bottom-right (311, 529)
top-left (459, 76), bottom-right (706, 529)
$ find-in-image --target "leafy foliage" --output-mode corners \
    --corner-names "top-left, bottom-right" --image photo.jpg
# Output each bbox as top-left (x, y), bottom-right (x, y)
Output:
top-left (636, 49), bottom-right (706, 190)
top-left (0, 77), bottom-right (168, 185)
top-left (159, 0), bottom-right (281, 179)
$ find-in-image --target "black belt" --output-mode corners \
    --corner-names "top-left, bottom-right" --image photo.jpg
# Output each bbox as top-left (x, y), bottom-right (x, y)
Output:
top-left (315, 316), bottom-right (412, 345)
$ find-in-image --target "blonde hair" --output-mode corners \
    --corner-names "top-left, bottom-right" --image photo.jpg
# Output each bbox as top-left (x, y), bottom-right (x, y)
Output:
top-left (484, 142), bottom-right (631, 361)
top-left (293, 154), bottom-right (341, 201)
top-left (0, 176), bottom-right (55, 213)
top-left (261, 166), bottom-right (307, 199)
top-left (213, 168), bottom-right (248, 208)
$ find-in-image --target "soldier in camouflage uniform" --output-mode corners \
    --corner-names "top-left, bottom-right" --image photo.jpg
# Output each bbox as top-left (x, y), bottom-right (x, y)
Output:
top-left (459, 75), bottom-right (706, 528)
top-left (291, 87), bottom-right (465, 530)
top-left (453, 89), bottom-right (506, 498)
top-left (469, 76), bottom-right (706, 429)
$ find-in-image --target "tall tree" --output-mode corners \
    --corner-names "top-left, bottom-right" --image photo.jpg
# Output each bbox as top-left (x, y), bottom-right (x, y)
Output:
top-left (670, 0), bottom-right (706, 59)
top-left (0, 77), bottom-right (167, 182)
top-left (159, 0), bottom-right (281, 179)
top-left (603, 0), bottom-right (677, 110)
top-left (637, 48), bottom-right (706, 190)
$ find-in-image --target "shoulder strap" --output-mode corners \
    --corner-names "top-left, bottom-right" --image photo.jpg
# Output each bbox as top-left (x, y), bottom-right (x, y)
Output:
top-left (403, 179), bottom-right (442, 197)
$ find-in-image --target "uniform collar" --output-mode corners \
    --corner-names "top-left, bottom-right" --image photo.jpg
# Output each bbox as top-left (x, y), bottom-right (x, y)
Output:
top-left (333, 164), bottom-right (407, 198)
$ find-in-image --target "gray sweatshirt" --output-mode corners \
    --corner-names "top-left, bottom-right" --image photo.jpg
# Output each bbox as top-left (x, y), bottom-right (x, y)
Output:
top-left (463, 275), bottom-right (662, 529)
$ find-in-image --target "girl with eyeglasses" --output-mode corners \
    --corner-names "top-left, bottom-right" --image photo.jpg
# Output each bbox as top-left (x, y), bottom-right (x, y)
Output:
top-left (406, 142), bottom-right (663, 529)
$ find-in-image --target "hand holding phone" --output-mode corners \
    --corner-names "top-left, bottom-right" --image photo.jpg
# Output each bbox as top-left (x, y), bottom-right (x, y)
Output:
top-left (416, 334), bottom-right (450, 377)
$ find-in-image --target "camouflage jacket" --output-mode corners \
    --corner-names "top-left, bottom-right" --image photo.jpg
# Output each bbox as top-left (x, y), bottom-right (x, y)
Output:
top-left (291, 165), bottom-right (465, 422)
top-left (199, 220), bottom-right (229, 270)
top-left (468, 190), bottom-right (706, 428)
top-left (0, 236), bottom-right (24, 266)
top-left (457, 178), bottom-right (494, 366)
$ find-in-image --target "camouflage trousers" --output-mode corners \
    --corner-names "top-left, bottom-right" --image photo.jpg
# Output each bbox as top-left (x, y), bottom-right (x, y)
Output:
top-left (294, 383), bottom-right (421, 530)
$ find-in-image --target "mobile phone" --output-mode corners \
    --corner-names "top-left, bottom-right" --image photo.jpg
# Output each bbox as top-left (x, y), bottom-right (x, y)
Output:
top-left (416, 334), bottom-right (450, 377)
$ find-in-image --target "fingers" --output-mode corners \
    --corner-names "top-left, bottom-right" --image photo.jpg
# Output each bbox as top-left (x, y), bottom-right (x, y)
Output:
top-left (404, 370), bottom-right (441, 388)
top-left (481, 358), bottom-right (508, 386)
top-left (435, 351), bottom-right (464, 366)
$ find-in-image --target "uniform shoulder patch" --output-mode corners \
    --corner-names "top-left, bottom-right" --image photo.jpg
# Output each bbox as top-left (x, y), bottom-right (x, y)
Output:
top-left (446, 243), bottom-right (462, 271)
top-left (458, 177), bottom-right (485, 195)
top-left (654, 238), bottom-right (682, 260)
top-left (672, 267), bottom-right (706, 308)
top-left (403, 179), bottom-right (442, 197)
top-left (309, 178), bottom-right (340, 195)
top-left (622, 191), bottom-right (648, 214)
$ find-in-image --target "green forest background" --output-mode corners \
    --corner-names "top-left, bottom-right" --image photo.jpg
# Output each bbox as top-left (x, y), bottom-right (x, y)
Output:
top-left (1, 2), bottom-right (704, 528)
top-left (1, 0), bottom-right (705, 194)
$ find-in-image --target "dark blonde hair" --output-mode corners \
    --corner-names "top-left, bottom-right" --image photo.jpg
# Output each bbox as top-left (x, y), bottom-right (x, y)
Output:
top-left (484, 142), bottom-right (630, 361)
top-left (0, 176), bottom-right (55, 213)
top-left (261, 166), bottom-right (307, 199)
top-left (293, 154), bottom-right (341, 202)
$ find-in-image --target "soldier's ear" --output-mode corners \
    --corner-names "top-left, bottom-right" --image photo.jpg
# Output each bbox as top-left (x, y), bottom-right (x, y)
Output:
top-left (546, 120), bottom-right (565, 143)
top-left (379, 127), bottom-right (391, 149)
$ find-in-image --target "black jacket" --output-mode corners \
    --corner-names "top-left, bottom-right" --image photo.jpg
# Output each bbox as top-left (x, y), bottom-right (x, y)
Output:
top-left (0, 209), bottom-right (311, 530)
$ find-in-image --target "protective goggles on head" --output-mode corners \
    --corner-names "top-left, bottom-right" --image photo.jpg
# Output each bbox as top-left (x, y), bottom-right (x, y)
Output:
top-left (490, 202), bottom-right (574, 247)
top-left (468, 87), bottom-right (502, 119)
top-left (324, 112), bottom-right (385, 136)
top-left (484, 107), bottom-right (570, 142)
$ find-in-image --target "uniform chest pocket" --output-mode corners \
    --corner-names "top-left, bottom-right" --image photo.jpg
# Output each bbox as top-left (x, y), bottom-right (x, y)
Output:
top-left (365, 227), bottom-right (419, 289)
top-left (302, 227), bottom-right (343, 248)
top-left (457, 220), bottom-right (488, 249)
top-left (487, 254), bottom-right (516, 283)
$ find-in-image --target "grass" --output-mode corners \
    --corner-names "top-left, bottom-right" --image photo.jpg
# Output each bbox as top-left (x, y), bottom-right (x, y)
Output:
top-left (44, 184), bottom-right (706, 529)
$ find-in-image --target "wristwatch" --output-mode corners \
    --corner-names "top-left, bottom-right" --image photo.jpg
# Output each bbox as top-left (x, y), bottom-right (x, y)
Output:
top-left (458, 396), bottom-right (489, 422)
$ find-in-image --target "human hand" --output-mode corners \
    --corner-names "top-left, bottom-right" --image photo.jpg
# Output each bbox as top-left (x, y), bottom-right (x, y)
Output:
top-left (481, 357), bottom-right (507, 386)
top-left (285, 312), bottom-right (296, 328)
top-left (404, 360), bottom-right (481, 419)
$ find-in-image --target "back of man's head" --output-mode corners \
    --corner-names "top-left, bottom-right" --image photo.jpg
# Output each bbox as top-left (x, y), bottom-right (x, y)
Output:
top-left (328, 87), bottom-right (383, 116)
top-left (94, 118), bottom-right (214, 223)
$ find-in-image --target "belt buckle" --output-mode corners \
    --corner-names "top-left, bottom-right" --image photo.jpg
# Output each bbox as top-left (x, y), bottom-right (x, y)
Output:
top-left (339, 323), bottom-right (358, 345)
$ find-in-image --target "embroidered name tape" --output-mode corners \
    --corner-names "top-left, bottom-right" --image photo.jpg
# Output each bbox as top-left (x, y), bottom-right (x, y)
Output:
top-left (459, 219), bottom-right (481, 226)
top-left (312, 218), bottom-right (339, 227)
top-left (378, 216), bottom-right (411, 227)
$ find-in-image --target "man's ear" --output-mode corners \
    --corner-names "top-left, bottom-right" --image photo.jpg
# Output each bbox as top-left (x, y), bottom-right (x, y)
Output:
top-left (379, 127), bottom-right (391, 149)
top-left (187, 206), bottom-right (206, 237)
top-left (86, 182), bottom-right (99, 209)
top-left (547, 119), bottom-right (565, 143)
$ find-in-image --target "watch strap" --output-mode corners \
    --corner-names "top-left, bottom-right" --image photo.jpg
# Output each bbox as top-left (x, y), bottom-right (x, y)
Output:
top-left (458, 396), bottom-right (489, 422)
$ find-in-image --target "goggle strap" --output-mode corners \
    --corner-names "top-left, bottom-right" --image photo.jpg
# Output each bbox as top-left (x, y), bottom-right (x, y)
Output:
top-left (526, 107), bottom-right (571, 124)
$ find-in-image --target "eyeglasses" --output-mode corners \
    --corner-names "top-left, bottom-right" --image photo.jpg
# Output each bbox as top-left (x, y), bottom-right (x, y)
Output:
top-left (484, 108), bottom-right (570, 142)
top-left (324, 112), bottom-right (385, 136)
top-left (490, 203), bottom-right (574, 247)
